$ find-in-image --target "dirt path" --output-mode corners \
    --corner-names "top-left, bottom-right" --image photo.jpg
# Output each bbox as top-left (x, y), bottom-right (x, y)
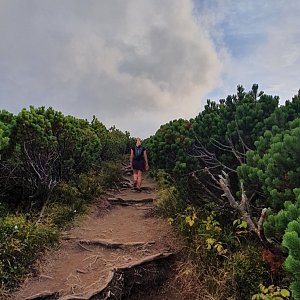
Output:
top-left (12, 177), bottom-right (182, 300)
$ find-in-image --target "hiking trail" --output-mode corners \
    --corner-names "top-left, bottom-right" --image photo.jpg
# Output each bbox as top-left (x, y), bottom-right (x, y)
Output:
top-left (12, 173), bottom-right (183, 300)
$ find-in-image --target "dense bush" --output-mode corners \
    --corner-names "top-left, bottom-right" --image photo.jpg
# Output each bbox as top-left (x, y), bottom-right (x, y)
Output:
top-left (158, 182), bottom-right (269, 299)
top-left (238, 118), bottom-right (300, 211)
top-left (238, 117), bottom-right (300, 298)
top-left (283, 217), bottom-right (300, 299)
top-left (0, 107), bottom-right (130, 210)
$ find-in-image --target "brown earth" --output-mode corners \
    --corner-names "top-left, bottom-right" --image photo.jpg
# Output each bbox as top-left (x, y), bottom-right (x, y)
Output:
top-left (11, 177), bottom-right (185, 300)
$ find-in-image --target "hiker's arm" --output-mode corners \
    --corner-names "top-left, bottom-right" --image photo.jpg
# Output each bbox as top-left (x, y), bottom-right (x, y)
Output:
top-left (144, 150), bottom-right (149, 171)
top-left (130, 149), bottom-right (134, 168)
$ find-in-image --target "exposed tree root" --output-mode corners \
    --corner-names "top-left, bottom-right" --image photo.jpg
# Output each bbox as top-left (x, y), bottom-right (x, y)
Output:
top-left (78, 243), bottom-right (94, 252)
top-left (26, 252), bottom-right (173, 300)
top-left (78, 239), bottom-right (155, 250)
top-left (107, 197), bottom-right (153, 206)
top-left (25, 291), bottom-right (59, 300)
top-left (39, 274), bottom-right (54, 280)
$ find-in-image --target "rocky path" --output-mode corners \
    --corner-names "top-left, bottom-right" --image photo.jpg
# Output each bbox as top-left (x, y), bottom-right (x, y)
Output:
top-left (12, 177), bottom-right (182, 300)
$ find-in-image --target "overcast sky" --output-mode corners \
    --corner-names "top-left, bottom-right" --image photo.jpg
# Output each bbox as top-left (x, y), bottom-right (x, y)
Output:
top-left (0, 0), bottom-right (299, 137)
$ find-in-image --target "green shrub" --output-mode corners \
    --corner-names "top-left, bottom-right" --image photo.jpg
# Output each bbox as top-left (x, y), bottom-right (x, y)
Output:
top-left (51, 181), bottom-right (82, 204)
top-left (166, 199), bottom-right (270, 299)
top-left (0, 203), bottom-right (10, 218)
top-left (283, 218), bottom-right (300, 300)
top-left (156, 185), bottom-right (180, 218)
top-left (76, 171), bottom-right (104, 200)
top-left (46, 199), bottom-right (86, 229)
top-left (0, 214), bottom-right (58, 287)
top-left (99, 160), bottom-right (123, 188)
top-left (227, 243), bottom-right (269, 299)
top-left (155, 169), bottom-right (187, 218)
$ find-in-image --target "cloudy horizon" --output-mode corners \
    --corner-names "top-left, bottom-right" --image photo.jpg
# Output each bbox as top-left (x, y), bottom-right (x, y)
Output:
top-left (0, 0), bottom-right (299, 137)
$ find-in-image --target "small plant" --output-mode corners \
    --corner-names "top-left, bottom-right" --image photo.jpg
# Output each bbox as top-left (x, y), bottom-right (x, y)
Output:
top-left (185, 206), bottom-right (198, 227)
top-left (76, 171), bottom-right (104, 200)
top-left (46, 199), bottom-right (86, 229)
top-left (157, 185), bottom-right (180, 217)
top-left (227, 244), bottom-right (270, 299)
top-left (202, 211), bottom-right (222, 233)
top-left (52, 181), bottom-right (82, 204)
top-left (251, 284), bottom-right (290, 300)
top-left (233, 218), bottom-right (248, 233)
top-left (174, 206), bottom-right (200, 240)
top-left (205, 237), bottom-right (227, 255)
top-left (200, 212), bottom-right (227, 256)
top-left (99, 160), bottom-right (123, 188)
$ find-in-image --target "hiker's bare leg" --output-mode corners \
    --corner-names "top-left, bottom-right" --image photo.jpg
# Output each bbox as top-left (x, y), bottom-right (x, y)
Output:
top-left (137, 170), bottom-right (142, 189)
top-left (133, 170), bottom-right (138, 187)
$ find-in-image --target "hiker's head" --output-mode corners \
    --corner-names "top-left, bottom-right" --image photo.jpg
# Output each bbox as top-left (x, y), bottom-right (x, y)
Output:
top-left (136, 137), bottom-right (142, 147)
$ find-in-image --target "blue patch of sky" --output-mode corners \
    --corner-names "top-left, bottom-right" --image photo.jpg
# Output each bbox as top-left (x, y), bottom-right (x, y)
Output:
top-left (203, 86), bottom-right (225, 103)
top-left (193, 0), bottom-right (284, 57)
top-left (222, 32), bottom-right (265, 58)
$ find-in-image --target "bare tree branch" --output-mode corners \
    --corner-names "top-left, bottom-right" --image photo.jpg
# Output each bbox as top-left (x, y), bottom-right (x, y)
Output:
top-left (204, 168), bottom-right (285, 254)
top-left (191, 172), bottom-right (223, 200)
top-left (227, 138), bottom-right (244, 165)
top-left (258, 208), bottom-right (267, 241)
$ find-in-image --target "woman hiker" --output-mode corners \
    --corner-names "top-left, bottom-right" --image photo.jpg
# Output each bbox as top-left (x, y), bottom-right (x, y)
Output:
top-left (130, 138), bottom-right (149, 192)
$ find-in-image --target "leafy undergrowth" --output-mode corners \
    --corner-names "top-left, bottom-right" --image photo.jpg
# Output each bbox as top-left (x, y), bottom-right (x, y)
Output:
top-left (155, 176), bottom-right (290, 300)
top-left (0, 215), bottom-right (58, 290)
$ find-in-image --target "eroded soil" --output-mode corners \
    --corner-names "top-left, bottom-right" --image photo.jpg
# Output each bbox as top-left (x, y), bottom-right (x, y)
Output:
top-left (12, 177), bottom-right (183, 300)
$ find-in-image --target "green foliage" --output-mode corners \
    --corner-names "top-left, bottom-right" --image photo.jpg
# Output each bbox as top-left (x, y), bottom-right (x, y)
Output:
top-left (156, 185), bottom-right (180, 218)
top-left (46, 161), bottom-right (122, 228)
top-left (251, 284), bottom-right (290, 299)
top-left (173, 206), bottom-right (201, 242)
top-left (0, 110), bottom-right (14, 152)
top-left (238, 119), bottom-right (300, 211)
top-left (155, 170), bottom-right (181, 215)
top-left (76, 171), bottom-right (104, 200)
top-left (147, 85), bottom-right (283, 210)
top-left (162, 188), bottom-right (269, 299)
top-left (0, 202), bottom-right (10, 218)
top-left (0, 214), bottom-right (58, 287)
top-left (74, 161), bottom-right (122, 198)
top-left (237, 109), bottom-right (300, 300)
top-left (99, 160), bottom-right (123, 188)
top-left (263, 189), bottom-right (300, 241)
top-left (145, 118), bottom-right (195, 175)
top-left (52, 181), bottom-right (82, 204)
top-left (0, 107), bottom-right (130, 209)
top-left (282, 218), bottom-right (300, 300)
top-left (172, 204), bottom-right (269, 299)
top-left (226, 244), bottom-right (270, 299)
top-left (0, 121), bottom-right (9, 151)
top-left (46, 199), bottom-right (85, 229)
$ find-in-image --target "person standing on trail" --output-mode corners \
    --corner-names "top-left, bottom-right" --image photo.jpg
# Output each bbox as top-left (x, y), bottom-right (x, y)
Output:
top-left (130, 138), bottom-right (149, 192)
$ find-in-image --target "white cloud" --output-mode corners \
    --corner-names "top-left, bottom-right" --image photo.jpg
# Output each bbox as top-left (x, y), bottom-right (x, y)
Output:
top-left (0, 0), bottom-right (221, 137)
